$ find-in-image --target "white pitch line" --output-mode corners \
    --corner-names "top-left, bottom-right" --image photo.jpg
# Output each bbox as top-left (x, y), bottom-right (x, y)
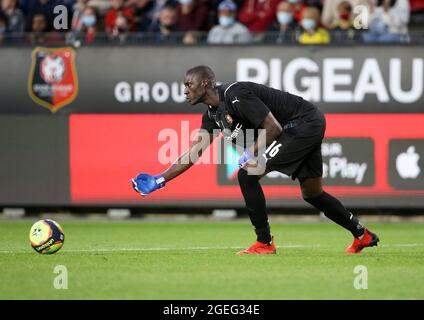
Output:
top-left (386, 243), bottom-right (422, 247)
top-left (0, 243), bottom-right (422, 254)
top-left (0, 244), bottom-right (320, 254)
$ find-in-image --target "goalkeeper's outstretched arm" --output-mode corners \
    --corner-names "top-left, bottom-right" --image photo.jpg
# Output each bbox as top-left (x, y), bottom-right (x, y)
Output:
top-left (131, 129), bottom-right (218, 196)
top-left (161, 130), bottom-right (217, 182)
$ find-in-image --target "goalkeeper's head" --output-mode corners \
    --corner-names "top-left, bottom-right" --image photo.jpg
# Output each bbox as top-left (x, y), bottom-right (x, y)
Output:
top-left (184, 65), bottom-right (217, 106)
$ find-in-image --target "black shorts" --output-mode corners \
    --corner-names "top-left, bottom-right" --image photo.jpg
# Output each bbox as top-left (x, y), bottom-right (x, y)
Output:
top-left (264, 108), bottom-right (326, 180)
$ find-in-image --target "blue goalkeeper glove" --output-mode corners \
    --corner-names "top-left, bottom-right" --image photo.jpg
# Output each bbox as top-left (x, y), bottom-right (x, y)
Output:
top-left (238, 149), bottom-right (253, 168)
top-left (131, 174), bottom-right (166, 196)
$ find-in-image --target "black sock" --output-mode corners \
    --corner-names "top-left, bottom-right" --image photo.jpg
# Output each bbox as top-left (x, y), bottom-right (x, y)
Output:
top-left (255, 225), bottom-right (272, 244)
top-left (304, 191), bottom-right (364, 238)
top-left (238, 169), bottom-right (272, 244)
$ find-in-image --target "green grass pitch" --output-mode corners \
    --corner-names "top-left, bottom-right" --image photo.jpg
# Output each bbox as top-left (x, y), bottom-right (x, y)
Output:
top-left (1, 220), bottom-right (423, 299)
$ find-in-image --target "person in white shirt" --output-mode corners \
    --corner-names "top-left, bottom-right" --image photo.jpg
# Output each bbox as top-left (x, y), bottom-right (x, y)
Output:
top-left (362, 0), bottom-right (410, 42)
top-left (207, 0), bottom-right (252, 44)
top-left (321, 0), bottom-right (372, 28)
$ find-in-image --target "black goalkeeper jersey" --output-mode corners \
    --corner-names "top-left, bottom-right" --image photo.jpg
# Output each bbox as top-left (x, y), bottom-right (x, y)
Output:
top-left (201, 81), bottom-right (318, 146)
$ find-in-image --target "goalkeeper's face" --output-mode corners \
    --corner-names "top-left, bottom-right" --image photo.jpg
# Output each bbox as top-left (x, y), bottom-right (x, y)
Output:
top-left (184, 73), bottom-right (207, 106)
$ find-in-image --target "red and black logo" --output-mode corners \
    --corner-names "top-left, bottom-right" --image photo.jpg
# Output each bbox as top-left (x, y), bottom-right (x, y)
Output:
top-left (28, 47), bottom-right (78, 113)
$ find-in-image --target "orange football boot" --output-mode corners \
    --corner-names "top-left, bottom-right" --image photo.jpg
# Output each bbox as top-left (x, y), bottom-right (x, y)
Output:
top-left (346, 228), bottom-right (380, 254)
top-left (237, 236), bottom-right (276, 255)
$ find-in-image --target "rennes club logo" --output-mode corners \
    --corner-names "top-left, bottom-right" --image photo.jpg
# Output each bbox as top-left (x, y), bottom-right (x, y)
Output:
top-left (28, 47), bottom-right (78, 113)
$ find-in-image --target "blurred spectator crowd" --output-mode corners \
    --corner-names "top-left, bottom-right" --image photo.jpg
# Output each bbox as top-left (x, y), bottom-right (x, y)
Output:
top-left (0, 0), bottom-right (422, 45)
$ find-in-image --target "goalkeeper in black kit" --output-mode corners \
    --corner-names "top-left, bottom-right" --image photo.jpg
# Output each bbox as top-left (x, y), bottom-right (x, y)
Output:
top-left (132, 65), bottom-right (379, 255)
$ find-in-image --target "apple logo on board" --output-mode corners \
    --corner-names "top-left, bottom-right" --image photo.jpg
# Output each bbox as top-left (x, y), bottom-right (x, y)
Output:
top-left (396, 146), bottom-right (421, 179)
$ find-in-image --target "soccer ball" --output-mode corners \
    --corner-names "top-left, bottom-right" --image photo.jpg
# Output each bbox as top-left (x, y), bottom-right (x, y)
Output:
top-left (29, 219), bottom-right (65, 254)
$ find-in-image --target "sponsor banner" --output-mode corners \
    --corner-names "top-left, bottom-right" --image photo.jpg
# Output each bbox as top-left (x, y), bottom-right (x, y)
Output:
top-left (0, 46), bottom-right (424, 114)
top-left (389, 139), bottom-right (424, 190)
top-left (218, 138), bottom-right (375, 186)
top-left (69, 113), bottom-right (424, 207)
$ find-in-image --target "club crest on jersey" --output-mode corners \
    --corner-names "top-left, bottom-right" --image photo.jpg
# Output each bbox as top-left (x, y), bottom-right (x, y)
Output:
top-left (225, 113), bottom-right (233, 125)
top-left (28, 47), bottom-right (78, 113)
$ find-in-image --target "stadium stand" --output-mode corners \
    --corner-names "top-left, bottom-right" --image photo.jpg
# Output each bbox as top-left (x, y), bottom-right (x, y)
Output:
top-left (0, 0), bottom-right (423, 45)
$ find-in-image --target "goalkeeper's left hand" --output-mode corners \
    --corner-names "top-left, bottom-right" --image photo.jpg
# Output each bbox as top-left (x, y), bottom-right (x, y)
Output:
top-left (238, 149), bottom-right (253, 168)
top-left (131, 173), bottom-right (166, 196)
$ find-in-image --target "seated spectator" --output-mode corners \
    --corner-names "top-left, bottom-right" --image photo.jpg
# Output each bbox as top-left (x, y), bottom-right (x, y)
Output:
top-left (68, 5), bottom-right (99, 45)
top-left (105, 0), bottom-right (136, 38)
top-left (266, 0), bottom-right (300, 43)
top-left (176, 0), bottom-right (209, 32)
top-left (238, 0), bottom-right (280, 38)
top-left (330, 0), bottom-right (359, 42)
top-left (321, 0), bottom-right (371, 29)
top-left (298, 6), bottom-right (330, 44)
top-left (148, 0), bottom-right (176, 28)
top-left (1, 0), bottom-right (24, 33)
top-left (207, 0), bottom-right (252, 44)
top-left (29, 12), bottom-right (48, 38)
top-left (26, 12), bottom-right (63, 45)
top-left (288, 0), bottom-right (308, 23)
top-left (20, 0), bottom-right (57, 32)
top-left (131, 0), bottom-right (155, 32)
top-left (208, 0), bottom-right (245, 28)
top-left (362, 0), bottom-right (410, 43)
top-left (148, 5), bottom-right (182, 43)
top-left (71, 0), bottom-right (90, 32)
top-left (80, 6), bottom-right (99, 43)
